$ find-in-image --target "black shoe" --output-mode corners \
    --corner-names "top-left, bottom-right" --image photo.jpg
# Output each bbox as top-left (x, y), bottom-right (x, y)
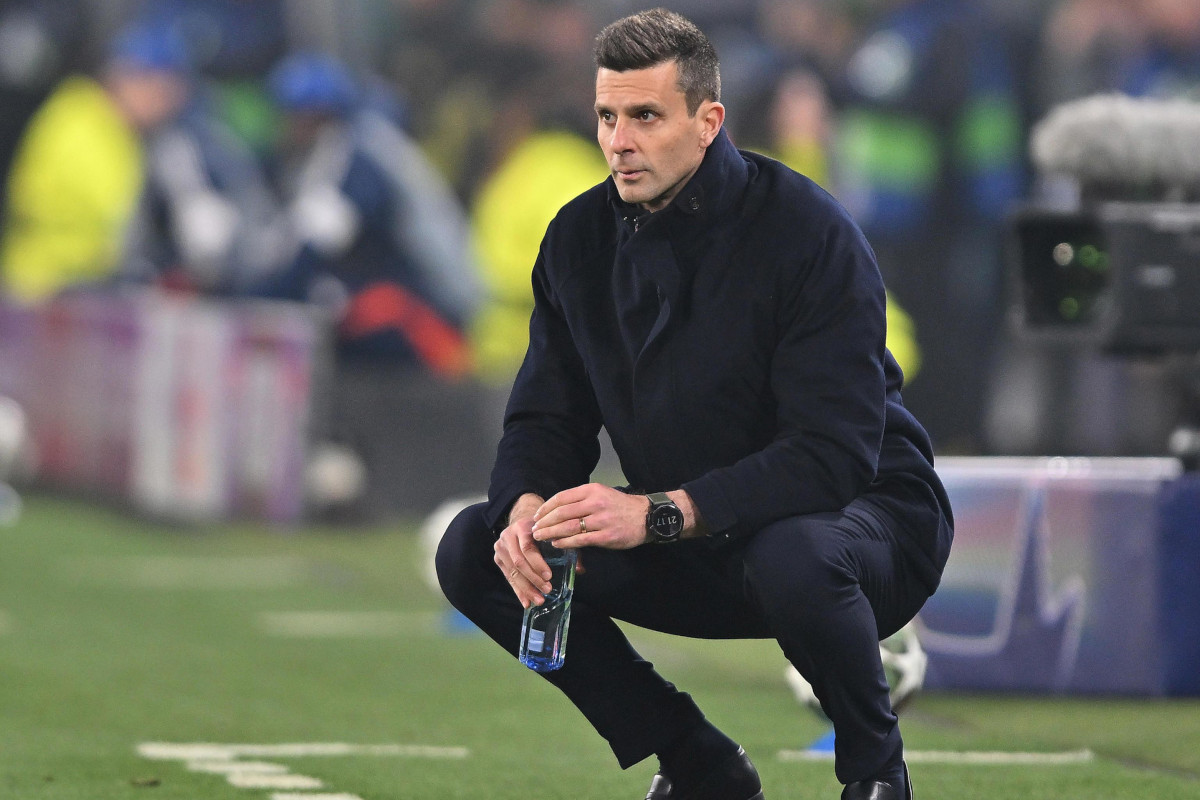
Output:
top-left (645, 746), bottom-right (764, 800)
top-left (840, 760), bottom-right (913, 800)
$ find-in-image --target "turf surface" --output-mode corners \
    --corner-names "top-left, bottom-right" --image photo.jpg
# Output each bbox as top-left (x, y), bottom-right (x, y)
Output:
top-left (1, 495), bottom-right (1198, 799)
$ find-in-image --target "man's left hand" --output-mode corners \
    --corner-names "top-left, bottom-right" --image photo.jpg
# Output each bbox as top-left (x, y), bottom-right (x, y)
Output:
top-left (531, 483), bottom-right (650, 550)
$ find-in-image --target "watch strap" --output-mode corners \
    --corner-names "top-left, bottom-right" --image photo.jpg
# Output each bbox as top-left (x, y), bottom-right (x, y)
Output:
top-left (647, 491), bottom-right (672, 507)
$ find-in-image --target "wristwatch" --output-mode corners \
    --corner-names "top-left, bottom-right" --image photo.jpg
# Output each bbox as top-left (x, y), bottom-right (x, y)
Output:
top-left (646, 492), bottom-right (684, 544)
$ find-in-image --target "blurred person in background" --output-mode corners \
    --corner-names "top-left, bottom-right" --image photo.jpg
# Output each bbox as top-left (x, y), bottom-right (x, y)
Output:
top-left (832, 0), bottom-right (1025, 453)
top-left (736, 59), bottom-right (833, 187)
top-left (468, 70), bottom-right (609, 383)
top-left (112, 20), bottom-right (287, 296)
top-left (370, 0), bottom-right (607, 382)
top-left (258, 52), bottom-right (493, 518)
top-left (734, 57), bottom-right (922, 379)
top-left (755, 0), bottom-right (860, 83)
top-left (1036, 0), bottom-right (1146, 111)
top-left (385, 0), bottom-right (600, 203)
top-left (258, 52), bottom-right (481, 376)
top-left (1122, 0), bottom-right (1200, 98)
top-left (378, 0), bottom-right (499, 198)
top-left (1, 24), bottom-right (147, 303)
top-left (0, 0), bottom-right (85, 195)
top-left (124, 0), bottom-right (290, 157)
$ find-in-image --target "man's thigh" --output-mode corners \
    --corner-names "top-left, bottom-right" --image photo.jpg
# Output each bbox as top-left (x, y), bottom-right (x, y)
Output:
top-left (575, 497), bottom-right (930, 643)
top-left (742, 499), bottom-right (931, 639)
top-left (572, 539), bottom-right (774, 640)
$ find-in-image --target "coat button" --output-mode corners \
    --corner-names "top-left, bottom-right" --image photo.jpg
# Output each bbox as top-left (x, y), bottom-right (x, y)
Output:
top-left (689, 196), bottom-right (700, 211)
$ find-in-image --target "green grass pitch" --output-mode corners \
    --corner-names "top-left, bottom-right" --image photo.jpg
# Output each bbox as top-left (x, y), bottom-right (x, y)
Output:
top-left (1, 494), bottom-right (1198, 799)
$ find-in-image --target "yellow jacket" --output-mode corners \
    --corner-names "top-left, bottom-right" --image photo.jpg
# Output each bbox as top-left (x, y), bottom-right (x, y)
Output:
top-left (1, 76), bottom-right (144, 304)
top-left (469, 130), bottom-right (608, 380)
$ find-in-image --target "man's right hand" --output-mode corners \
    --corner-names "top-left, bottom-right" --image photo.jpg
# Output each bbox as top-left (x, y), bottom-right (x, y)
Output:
top-left (493, 493), bottom-right (554, 608)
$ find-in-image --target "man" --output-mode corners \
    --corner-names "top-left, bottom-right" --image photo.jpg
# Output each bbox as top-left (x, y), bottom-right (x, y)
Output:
top-left (437, 9), bottom-right (953, 799)
top-left (114, 21), bottom-right (285, 296)
top-left (257, 53), bottom-right (479, 376)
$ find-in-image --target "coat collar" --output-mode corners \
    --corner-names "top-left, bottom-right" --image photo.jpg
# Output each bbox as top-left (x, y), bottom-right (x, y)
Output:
top-left (607, 127), bottom-right (748, 227)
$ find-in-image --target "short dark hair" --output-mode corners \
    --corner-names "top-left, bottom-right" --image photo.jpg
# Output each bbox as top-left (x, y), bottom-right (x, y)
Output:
top-left (594, 8), bottom-right (720, 116)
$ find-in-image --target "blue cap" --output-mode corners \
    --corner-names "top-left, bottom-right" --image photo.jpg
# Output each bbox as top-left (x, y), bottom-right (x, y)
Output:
top-left (109, 20), bottom-right (191, 73)
top-left (268, 53), bottom-right (359, 115)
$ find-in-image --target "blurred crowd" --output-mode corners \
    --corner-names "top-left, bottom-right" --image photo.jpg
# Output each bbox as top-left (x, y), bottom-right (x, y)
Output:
top-left (2, 0), bottom-right (1199, 458)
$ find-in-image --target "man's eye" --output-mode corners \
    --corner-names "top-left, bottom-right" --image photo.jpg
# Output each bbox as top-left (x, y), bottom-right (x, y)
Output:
top-left (598, 111), bottom-right (613, 123)
top-left (638, 111), bottom-right (656, 121)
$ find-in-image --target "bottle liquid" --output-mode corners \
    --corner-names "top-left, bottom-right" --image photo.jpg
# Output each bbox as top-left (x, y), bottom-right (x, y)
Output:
top-left (518, 539), bottom-right (578, 672)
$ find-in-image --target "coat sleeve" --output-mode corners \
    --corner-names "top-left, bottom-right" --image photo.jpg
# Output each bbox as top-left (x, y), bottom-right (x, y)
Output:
top-left (483, 247), bottom-right (604, 530)
top-left (681, 211), bottom-right (888, 540)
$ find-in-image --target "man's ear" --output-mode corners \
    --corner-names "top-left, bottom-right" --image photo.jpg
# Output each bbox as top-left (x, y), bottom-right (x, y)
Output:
top-left (698, 101), bottom-right (725, 147)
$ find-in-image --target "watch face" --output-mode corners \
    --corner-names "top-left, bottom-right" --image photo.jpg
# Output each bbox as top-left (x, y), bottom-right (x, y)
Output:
top-left (650, 504), bottom-right (683, 539)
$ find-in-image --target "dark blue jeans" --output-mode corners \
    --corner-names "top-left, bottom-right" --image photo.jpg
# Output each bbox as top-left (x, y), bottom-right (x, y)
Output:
top-left (436, 497), bottom-right (934, 784)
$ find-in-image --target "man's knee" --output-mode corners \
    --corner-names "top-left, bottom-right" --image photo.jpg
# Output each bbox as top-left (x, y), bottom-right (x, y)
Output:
top-left (434, 502), bottom-right (492, 608)
top-left (743, 514), bottom-right (857, 614)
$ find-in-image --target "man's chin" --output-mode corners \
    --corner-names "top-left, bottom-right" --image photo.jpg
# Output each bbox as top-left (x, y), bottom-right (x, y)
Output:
top-left (619, 187), bottom-right (648, 205)
top-left (614, 183), bottom-right (652, 207)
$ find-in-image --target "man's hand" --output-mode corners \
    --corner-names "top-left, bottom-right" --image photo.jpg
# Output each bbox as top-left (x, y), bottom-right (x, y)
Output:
top-left (497, 486), bottom-right (706, 605)
top-left (493, 493), bottom-right (554, 609)
top-left (531, 483), bottom-right (653, 550)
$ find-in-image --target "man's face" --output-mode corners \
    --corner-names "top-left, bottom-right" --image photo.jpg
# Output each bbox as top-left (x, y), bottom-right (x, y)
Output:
top-left (105, 67), bottom-right (189, 131)
top-left (1141, 0), bottom-right (1200, 42)
top-left (595, 61), bottom-right (724, 213)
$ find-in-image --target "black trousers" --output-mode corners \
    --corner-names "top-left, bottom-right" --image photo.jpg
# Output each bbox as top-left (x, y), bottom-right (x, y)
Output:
top-left (436, 497), bottom-right (933, 784)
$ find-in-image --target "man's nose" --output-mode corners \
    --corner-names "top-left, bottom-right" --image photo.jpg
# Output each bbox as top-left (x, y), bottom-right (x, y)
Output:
top-left (608, 118), bottom-right (634, 153)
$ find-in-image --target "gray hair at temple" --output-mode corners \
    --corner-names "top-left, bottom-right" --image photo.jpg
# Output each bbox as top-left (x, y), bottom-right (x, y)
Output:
top-left (593, 8), bottom-right (721, 116)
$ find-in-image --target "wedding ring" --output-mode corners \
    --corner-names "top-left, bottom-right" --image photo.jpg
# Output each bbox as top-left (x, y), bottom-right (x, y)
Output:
top-left (579, 517), bottom-right (588, 534)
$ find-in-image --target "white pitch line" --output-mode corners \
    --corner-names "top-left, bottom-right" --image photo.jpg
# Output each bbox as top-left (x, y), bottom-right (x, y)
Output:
top-left (138, 742), bottom-right (470, 761)
top-left (227, 773), bottom-right (323, 790)
top-left (140, 743), bottom-right (237, 761)
top-left (186, 760), bottom-right (290, 775)
top-left (905, 749), bottom-right (1096, 766)
top-left (779, 748), bottom-right (1096, 766)
top-left (138, 740), bottom-right (469, 798)
top-left (220, 743), bottom-right (470, 759)
top-left (257, 611), bottom-right (442, 638)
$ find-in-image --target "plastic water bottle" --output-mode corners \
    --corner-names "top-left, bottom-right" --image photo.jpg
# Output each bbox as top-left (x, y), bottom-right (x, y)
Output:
top-left (518, 540), bottom-right (578, 672)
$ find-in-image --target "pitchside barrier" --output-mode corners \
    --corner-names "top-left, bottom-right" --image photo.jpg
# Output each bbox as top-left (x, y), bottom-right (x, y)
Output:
top-left (921, 457), bottom-right (1200, 696)
top-left (0, 289), bottom-right (498, 523)
top-left (0, 290), bottom-right (325, 523)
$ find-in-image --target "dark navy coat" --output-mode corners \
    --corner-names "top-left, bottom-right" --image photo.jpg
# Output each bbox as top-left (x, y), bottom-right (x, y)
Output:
top-left (486, 129), bottom-right (953, 591)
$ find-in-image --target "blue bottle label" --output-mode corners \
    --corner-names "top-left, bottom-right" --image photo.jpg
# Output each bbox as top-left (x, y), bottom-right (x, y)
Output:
top-left (527, 629), bottom-right (545, 653)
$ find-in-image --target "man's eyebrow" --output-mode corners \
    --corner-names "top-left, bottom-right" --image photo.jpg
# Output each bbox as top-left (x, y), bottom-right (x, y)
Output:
top-left (594, 101), bottom-right (666, 116)
top-left (630, 103), bottom-right (663, 116)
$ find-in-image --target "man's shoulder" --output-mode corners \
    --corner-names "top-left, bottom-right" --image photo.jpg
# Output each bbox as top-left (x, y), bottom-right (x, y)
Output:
top-left (743, 150), bottom-right (850, 224)
top-left (737, 150), bottom-right (867, 257)
top-left (552, 180), bottom-right (612, 223)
